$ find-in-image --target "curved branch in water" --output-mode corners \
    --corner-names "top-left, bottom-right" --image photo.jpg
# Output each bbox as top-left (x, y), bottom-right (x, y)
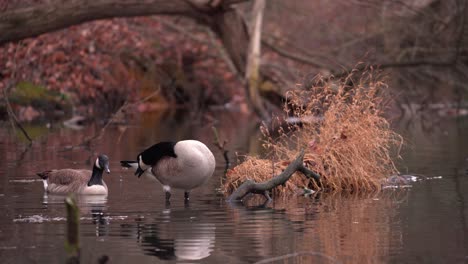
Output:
top-left (227, 150), bottom-right (320, 202)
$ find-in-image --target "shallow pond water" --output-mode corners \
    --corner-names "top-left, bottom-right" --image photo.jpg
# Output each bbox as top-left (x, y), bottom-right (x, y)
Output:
top-left (0, 110), bottom-right (467, 263)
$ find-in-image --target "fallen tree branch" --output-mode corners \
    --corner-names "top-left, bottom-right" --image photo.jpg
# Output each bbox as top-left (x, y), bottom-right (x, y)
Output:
top-left (227, 150), bottom-right (320, 202)
top-left (0, 0), bottom-right (249, 46)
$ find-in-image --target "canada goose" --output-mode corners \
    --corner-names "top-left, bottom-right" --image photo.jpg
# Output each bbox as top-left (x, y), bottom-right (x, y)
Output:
top-left (120, 140), bottom-right (215, 201)
top-left (37, 154), bottom-right (111, 195)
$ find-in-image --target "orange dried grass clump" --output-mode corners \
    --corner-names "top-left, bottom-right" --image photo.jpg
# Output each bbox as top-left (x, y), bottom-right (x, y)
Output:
top-left (224, 72), bottom-right (402, 195)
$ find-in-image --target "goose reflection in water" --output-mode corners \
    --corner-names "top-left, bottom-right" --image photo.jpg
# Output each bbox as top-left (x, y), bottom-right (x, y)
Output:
top-left (42, 193), bottom-right (108, 209)
top-left (121, 209), bottom-right (216, 261)
top-left (42, 193), bottom-right (110, 236)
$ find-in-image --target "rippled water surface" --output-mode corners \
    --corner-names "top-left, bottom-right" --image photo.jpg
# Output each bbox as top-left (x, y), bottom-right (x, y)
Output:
top-left (1, 111), bottom-right (467, 263)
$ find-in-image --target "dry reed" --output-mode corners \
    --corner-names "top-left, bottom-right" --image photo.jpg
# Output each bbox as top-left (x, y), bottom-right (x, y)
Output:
top-left (224, 71), bottom-right (403, 196)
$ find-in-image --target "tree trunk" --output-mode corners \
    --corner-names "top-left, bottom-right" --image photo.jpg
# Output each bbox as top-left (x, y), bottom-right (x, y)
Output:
top-left (245, 0), bottom-right (268, 119)
top-left (210, 9), bottom-right (249, 76)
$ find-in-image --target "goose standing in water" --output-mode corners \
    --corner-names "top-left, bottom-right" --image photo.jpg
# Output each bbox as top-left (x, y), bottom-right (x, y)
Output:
top-left (121, 140), bottom-right (216, 202)
top-left (37, 154), bottom-right (111, 195)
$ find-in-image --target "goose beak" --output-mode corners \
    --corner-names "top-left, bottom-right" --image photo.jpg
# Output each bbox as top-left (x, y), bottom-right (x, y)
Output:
top-left (135, 167), bottom-right (144, 178)
top-left (105, 165), bottom-right (110, 174)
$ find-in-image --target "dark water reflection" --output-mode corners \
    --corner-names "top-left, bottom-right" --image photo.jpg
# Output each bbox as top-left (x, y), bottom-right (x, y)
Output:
top-left (0, 111), bottom-right (467, 263)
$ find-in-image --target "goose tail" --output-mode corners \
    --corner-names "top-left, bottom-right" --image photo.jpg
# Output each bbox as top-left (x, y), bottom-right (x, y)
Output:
top-left (36, 171), bottom-right (51, 191)
top-left (36, 170), bottom-right (51, 180)
top-left (120, 160), bottom-right (151, 179)
top-left (120, 160), bottom-right (138, 169)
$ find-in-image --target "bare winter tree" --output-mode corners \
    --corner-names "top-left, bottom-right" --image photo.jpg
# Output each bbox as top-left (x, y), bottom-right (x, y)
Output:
top-left (261, 0), bottom-right (468, 111)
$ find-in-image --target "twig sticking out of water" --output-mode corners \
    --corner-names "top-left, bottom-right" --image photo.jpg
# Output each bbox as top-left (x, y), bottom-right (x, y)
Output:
top-left (2, 43), bottom-right (32, 143)
top-left (65, 195), bottom-right (80, 264)
top-left (212, 126), bottom-right (230, 169)
top-left (227, 150), bottom-right (320, 202)
top-left (2, 81), bottom-right (33, 143)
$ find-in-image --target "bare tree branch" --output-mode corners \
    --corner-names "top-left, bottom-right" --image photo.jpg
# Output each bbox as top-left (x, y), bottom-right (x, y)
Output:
top-left (2, 81), bottom-right (33, 143)
top-left (454, 0), bottom-right (467, 63)
top-left (1, 44), bottom-right (32, 143)
top-left (332, 59), bottom-right (455, 79)
top-left (264, 33), bottom-right (345, 68)
top-left (262, 38), bottom-right (332, 70)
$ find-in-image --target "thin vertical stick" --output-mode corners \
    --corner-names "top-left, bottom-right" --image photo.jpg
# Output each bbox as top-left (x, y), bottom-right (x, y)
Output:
top-left (65, 195), bottom-right (80, 264)
top-left (3, 42), bottom-right (33, 143)
top-left (212, 126), bottom-right (230, 168)
top-left (2, 82), bottom-right (33, 143)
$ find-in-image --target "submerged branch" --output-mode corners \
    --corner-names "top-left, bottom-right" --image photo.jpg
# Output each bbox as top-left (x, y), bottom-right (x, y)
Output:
top-left (227, 150), bottom-right (320, 202)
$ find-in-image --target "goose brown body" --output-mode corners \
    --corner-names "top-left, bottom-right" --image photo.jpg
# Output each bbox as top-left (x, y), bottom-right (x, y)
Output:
top-left (37, 155), bottom-right (110, 195)
top-left (38, 169), bottom-right (108, 195)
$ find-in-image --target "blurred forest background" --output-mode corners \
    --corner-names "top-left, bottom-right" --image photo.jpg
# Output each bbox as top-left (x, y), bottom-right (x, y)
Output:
top-left (1, 0), bottom-right (467, 123)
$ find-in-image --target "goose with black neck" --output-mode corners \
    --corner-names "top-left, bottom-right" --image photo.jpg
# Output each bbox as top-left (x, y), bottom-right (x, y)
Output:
top-left (121, 140), bottom-right (216, 202)
top-left (37, 154), bottom-right (111, 195)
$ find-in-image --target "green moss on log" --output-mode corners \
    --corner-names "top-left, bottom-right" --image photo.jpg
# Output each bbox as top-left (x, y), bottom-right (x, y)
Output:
top-left (9, 81), bottom-right (72, 115)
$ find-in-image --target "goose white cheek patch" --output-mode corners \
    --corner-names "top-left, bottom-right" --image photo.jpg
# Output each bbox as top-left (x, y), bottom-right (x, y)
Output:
top-left (95, 158), bottom-right (101, 169)
top-left (42, 179), bottom-right (48, 189)
top-left (138, 156), bottom-right (150, 171)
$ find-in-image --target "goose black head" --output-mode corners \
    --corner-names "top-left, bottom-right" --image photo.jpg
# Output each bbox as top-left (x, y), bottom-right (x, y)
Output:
top-left (135, 142), bottom-right (177, 178)
top-left (95, 154), bottom-right (110, 174)
top-left (135, 154), bottom-right (147, 178)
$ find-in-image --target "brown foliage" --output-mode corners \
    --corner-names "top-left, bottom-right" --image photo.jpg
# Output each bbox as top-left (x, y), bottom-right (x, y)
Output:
top-left (225, 71), bottom-right (403, 195)
top-left (0, 17), bottom-right (242, 119)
